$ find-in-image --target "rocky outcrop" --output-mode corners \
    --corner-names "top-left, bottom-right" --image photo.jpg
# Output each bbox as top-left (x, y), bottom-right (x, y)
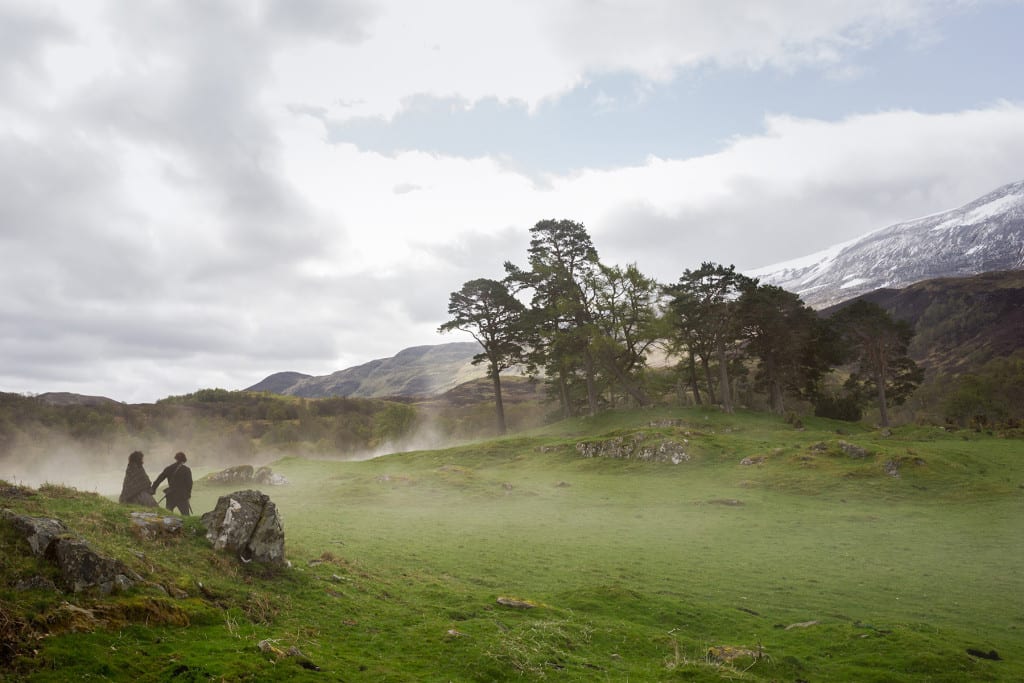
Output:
top-left (206, 465), bottom-right (288, 486)
top-left (576, 434), bottom-right (690, 464)
top-left (201, 490), bottom-right (286, 567)
top-left (1, 509), bottom-right (69, 556)
top-left (129, 511), bottom-right (184, 541)
top-left (838, 441), bottom-right (870, 459)
top-left (46, 538), bottom-right (140, 594)
top-left (1, 509), bottom-right (141, 595)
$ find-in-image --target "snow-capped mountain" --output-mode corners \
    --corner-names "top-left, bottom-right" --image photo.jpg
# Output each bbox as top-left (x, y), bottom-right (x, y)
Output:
top-left (749, 179), bottom-right (1024, 308)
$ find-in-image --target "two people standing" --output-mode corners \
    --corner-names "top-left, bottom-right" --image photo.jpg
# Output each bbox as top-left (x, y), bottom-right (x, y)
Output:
top-left (118, 450), bottom-right (192, 515)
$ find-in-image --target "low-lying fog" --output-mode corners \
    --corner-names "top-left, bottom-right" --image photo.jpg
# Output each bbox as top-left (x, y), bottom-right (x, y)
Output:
top-left (0, 423), bottom-right (459, 496)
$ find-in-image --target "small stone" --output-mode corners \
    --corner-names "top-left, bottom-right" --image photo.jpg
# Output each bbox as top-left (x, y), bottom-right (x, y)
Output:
top-left (497, 596), bottom-right (537, 609)
top-left (784, 620), bottom-right (820, 630)
top-left (838, 441), bottom-right (869, 458)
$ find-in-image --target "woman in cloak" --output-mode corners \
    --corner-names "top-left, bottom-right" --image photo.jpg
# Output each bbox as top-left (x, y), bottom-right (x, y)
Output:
top-left (118, 450), bottom-right (158, 507)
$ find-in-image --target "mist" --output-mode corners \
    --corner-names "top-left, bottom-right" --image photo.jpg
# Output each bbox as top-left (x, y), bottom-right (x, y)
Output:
top-left (0, 428), bottom-right (275, 497)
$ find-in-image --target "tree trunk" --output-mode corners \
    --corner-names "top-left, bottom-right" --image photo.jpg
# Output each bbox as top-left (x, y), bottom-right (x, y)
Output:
top-left (765, 356), bottom-right (784, 414)
top-left (771, 380), bottom-right (785, 415)
top-left (716, 339), bottom-right (733, 414)
top-left (675, 365), bottom-right (686, 405)
top-left (688, 351), bottom-right (703, 406)
top-left (557, 368), bottom-right (571, 419)
top-left (491, 365), bottom-right (507, 435)
top-left (583, 349), bottom-right (598, 416)
top-left (701, 355), bottom-right (717, 404)
top-left (873, 343), bottom-right (890, 427)
top-left (601, 353), bottom-right (651, 407)
top-left (876, 370), bottom-right (889, 427)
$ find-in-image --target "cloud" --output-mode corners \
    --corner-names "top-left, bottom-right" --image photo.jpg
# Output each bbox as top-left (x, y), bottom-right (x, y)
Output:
top-left (0, 1), bottom-right (1019, 403)
top-left (261, 0), bottom-right (379, 43)
top-left (279, 0), bottom-right (963, 124)
top-left (589, 105), bottom-right (1024, 274)
top-left (547, 0), bottom-right (940, 75)
top-left (0, 2), bottom-right (73, 94)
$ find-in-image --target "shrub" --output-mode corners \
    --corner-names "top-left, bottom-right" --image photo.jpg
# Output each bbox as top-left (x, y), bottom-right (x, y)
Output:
top-left (814, 394), bottom-right (863, 422)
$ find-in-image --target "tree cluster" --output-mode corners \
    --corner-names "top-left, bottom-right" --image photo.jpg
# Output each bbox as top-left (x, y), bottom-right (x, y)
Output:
top-left (440, 219), bottom-right (923, 432)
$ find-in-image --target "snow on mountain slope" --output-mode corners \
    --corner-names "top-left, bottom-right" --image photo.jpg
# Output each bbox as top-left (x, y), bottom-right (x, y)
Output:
top-left (749, 179), bottom-right (1024, 308)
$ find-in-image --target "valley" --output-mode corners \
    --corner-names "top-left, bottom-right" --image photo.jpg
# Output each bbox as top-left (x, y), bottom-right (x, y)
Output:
top-left (2, 407), bottom-right (1021, 681)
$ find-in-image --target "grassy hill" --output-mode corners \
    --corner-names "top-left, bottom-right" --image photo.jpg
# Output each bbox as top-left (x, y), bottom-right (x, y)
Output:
top-left (2, 406), bottom-right (1021, 681)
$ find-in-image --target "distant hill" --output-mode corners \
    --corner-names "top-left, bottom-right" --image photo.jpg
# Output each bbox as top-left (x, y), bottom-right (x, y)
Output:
top-left (35, 392), bottom-right (121, 407)
top-left (752, 179), bottom-right (1024, 309)
top-left (245, 371), bottom-right (313, 394)
top-left (246, 342), bottom-right (493, 399)
top-left (822, 270), bottom-right (1024, 374)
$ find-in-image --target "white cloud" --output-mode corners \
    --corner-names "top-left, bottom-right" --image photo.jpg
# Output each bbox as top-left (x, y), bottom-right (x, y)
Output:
top-left (271, 0), bottom-right (962, 121)
top-left (0, 0), bottom-right (1019, 402)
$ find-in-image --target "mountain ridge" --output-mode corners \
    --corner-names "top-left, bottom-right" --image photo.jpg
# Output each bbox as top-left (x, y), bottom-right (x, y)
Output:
top-left (751, 179), bottom-right (1024, 308)
top-left (245, 342), bottom-right (487, 399)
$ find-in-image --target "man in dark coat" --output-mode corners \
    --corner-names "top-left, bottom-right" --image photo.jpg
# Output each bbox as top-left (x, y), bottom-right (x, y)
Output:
top-left (119, 450), bottom-right (158, 507)
top-left (151, 451), bottom-right (193, 515)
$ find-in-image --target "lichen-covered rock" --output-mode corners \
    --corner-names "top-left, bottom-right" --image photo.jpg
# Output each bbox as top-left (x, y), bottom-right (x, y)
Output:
top-left (201, 490), bottom-right (286, 566)
top-left (2, 509), bottom-right (140, 594)
top-left (838, 441), bottom-right (870, 459)
top-left (253, 466), bottom-right (289, 485)
top-left (206, 465), bottom-right (255, 485)
top-left (1, 509), bottom-right (69, 556)
top-left (45, 538), bottom-right (141, 594)
top-left (129, 511), bottom-right (184, 541)
top-left (576, 434), bottom-right (690, 464)
top-left (15, 575), bottom-right (59, 592)
top-left (206, 464), bottom-right (289, 486)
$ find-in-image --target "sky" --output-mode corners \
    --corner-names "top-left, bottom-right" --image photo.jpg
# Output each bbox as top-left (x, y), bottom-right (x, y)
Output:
top-left (1, 0), bottom-right (1022, 404)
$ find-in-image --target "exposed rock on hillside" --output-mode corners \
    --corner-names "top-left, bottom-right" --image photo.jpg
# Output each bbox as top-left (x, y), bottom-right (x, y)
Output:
top-left (1, 509), bottom-right (141, 594)
top-left (201, 490), bottom-right (286, 567)
top-left (129, 511), bottom-right (184, 540)
top-left (205, 465), bottom-right (288, 486)
top-left (576, 434), bottom-right (690, 464)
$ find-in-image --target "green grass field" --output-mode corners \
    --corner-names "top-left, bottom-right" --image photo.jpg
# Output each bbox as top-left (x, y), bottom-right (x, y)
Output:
top-left (2, 407), bottom-right (1022, 681)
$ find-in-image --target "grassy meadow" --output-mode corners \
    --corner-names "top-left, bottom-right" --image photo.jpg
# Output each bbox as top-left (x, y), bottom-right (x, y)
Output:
top-left (2, 406), bottom-right (1022, 681)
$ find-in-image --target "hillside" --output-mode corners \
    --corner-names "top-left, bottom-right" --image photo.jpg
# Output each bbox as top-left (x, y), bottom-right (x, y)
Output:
top-left (823, 270), bottom-right (1024, 375)
top-left (1, 407), bottom-right (1021, 680)
top-left (751, 179), bottom-right (1024, 308)
top-left (245, 371), bottom-right (313, 394)
top-left (246, 342), bottom-right (492, 399)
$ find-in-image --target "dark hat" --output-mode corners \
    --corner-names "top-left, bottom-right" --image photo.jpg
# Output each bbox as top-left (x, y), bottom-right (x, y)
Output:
top-left (174, 451), bottom-right (187, 462)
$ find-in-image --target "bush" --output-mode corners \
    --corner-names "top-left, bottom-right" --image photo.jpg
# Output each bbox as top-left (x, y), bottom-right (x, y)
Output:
top-left (814, 394), bottom-right (863, 422)
top-left (943, 355), bottom-right (1024, 428)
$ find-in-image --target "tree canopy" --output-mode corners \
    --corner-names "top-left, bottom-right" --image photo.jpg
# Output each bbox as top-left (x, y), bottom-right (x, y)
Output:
top-left (439, 278), bottom-right (526, 435)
